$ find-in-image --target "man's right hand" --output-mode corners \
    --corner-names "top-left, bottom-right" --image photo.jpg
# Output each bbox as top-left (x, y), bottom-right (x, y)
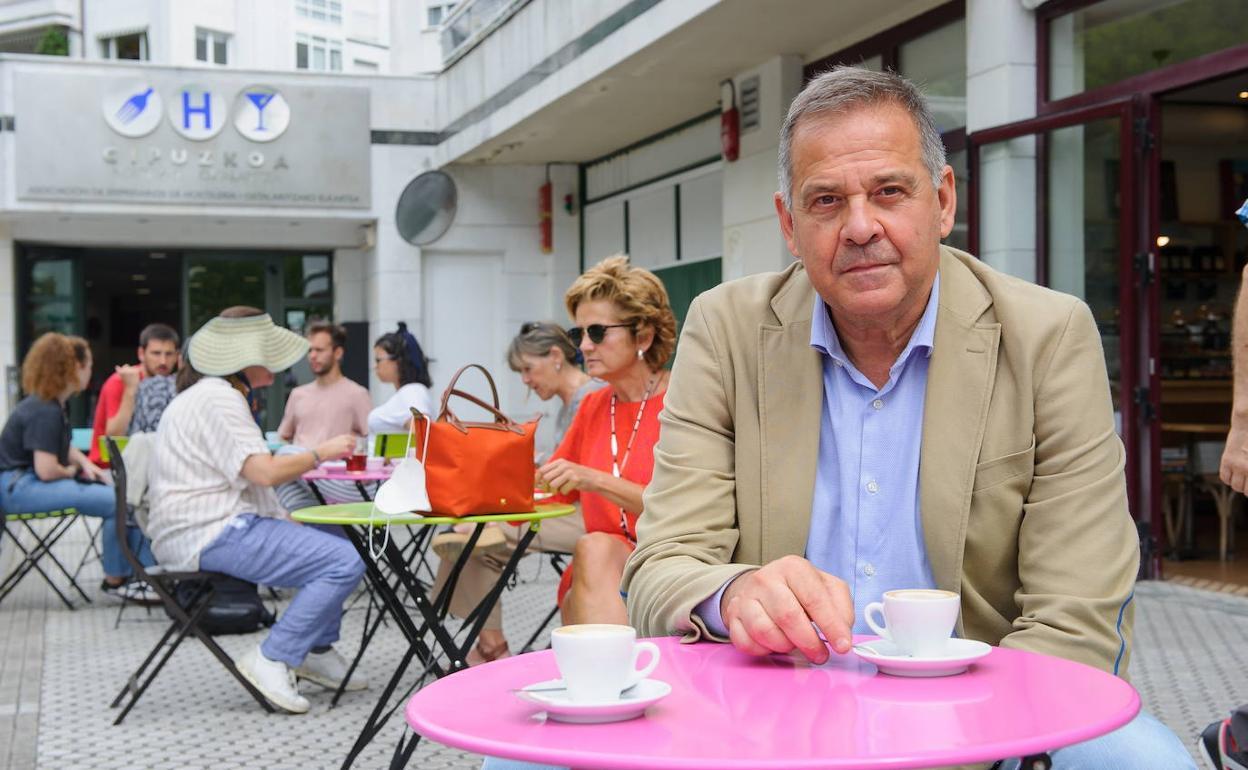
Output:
top-left (316, 434), bottom-right (356, 462)
top-left (1221, 420), bottom-right (1248, 493)
top-left (115, 364), bottom-right (141, 389)
top-left (720, 555), bottom-right (854, 664)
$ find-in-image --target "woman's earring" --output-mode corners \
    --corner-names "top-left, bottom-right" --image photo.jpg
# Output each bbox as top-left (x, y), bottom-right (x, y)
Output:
top-left (636, 349), bottom-right (644, 360)
top-left (555, 362), bottom-right (562, 372)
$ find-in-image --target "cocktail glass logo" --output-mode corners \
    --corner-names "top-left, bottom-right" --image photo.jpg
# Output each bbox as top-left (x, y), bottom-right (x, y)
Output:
top-left (169, 85), bottom-right (228, 140)
top-left (102, 83), bottom-right (164, 138)
top-left (233, 86), bottom-right (290, 142)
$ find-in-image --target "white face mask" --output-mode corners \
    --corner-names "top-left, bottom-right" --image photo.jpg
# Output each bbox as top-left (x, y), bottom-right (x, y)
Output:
top-left (368, 412), bottom-right (431, 559)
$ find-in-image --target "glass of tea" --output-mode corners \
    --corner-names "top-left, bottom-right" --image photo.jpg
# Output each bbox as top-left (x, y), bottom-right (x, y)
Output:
top-left (345, 437), bottom-right (367, 472)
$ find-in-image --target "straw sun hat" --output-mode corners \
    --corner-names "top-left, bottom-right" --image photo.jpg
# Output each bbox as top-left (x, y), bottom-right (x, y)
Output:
top-left (186, 313), bottom-right (309, 376)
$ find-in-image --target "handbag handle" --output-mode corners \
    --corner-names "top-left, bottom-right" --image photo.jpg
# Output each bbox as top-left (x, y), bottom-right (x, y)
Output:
top-left (436, 364), bottom-right (525, 435)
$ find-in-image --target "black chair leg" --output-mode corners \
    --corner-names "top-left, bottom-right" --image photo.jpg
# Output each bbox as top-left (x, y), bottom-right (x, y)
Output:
top-left (0, 517), bottom-right (85, 609)
top-left (111, 595), bottom-right (212, 723)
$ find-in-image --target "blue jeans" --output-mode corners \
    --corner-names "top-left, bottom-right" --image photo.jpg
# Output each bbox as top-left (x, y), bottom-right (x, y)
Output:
top-left (198, 514), bottom-right (365, 667)
top-left (480, 710), bottom-right (1194, 770)
top-left (0, 469), bottom-right (153, 580)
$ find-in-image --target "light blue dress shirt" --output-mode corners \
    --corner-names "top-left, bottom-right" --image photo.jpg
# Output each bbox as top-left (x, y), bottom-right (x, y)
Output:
top-left (697, 273), bottom-right (941, 636)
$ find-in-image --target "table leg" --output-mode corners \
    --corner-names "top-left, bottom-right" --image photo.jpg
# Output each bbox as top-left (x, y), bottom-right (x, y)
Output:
top-left (307, 480), bottom-right (328, 506)
top-left (338, 525), bottom-right (441, 770)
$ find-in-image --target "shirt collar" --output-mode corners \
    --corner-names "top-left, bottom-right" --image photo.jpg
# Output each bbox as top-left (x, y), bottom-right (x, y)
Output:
top-left (809, 271), bottom-right (941, 366)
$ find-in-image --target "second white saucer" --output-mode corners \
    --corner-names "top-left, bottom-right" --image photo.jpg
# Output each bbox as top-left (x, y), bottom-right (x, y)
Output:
top-left (514, 678), bottom-right (672, 724)
top-left (852, 638), bottom-right (992, 677)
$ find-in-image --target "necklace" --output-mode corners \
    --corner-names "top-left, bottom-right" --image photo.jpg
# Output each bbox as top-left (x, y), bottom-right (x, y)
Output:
top-left (609, 373), bottom-right (658, 542)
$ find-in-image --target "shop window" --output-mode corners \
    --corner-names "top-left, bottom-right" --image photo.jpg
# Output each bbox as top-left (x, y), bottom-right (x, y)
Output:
top-left (195, 28), bottom-right (229, 65)
top-left (1047, 0), bottom-right (1248, 102)
top-left (898, 19), bottom-right (966, 135)
top-left (296, 0), bottom-right (343, 24)
top-left (296, 33), bottom-right (342, 71)
top-left (99, 31), bottom-right (147, 60)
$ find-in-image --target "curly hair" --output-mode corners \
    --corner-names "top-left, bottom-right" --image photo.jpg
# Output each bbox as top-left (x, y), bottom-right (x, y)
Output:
top-left (21, 332), bottom-right (84, 401)
top-left (564, 255), bottom-right (676, 370)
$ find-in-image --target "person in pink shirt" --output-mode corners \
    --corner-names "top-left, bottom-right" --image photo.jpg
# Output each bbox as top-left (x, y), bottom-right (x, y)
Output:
top-left (274, 322), bottom-right (372, 511)
top-left (277, 322), bottom-right (371, 448)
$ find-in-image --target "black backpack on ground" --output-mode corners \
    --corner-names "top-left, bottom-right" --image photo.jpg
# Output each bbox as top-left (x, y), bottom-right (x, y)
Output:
top-left (168, 576), bottom-right (277, 636)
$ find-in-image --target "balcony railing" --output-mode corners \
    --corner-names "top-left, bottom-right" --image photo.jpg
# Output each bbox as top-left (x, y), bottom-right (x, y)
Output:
top-left (439, 0), bottom-right (531, 66)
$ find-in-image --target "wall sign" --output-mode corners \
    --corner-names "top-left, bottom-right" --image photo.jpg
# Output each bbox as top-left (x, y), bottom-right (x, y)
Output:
top-left (16, 69), bottom-right (370, 209)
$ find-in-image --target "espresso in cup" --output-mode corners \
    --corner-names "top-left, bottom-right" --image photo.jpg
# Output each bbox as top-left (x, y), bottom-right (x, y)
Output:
top-left (549, 624), bottom-right (660, 703)
top-left (864, 589), bottom-right (960, 658)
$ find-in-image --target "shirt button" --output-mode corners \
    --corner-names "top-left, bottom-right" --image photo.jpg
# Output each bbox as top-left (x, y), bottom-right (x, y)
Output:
top-left (864, 564), bottom-right (876, 577)
top-left (872, 399), bottom-right (884, 410)
top-left (866, 480), bottom-right (879, 494)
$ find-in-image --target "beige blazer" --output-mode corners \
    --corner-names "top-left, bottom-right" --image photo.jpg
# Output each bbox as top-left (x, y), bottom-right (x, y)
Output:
top-left (623, 247), bottom-right (1139, 676)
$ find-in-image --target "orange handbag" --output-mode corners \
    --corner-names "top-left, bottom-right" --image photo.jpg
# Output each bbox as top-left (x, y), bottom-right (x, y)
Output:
top-left (412, 364), bottom-right (538, 517)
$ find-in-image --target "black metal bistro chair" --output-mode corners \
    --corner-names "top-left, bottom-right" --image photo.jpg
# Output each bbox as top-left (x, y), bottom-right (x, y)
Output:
top-left (0, 504), bottom-right (92, 609)
top-left (106, 438), bottom-right (275, 724)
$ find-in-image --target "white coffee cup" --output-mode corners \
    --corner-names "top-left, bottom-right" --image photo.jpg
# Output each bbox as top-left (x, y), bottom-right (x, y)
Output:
top-left (864, 589), bottom-right (960, 658)
top-left (549, 624), bottom-right (660, 703)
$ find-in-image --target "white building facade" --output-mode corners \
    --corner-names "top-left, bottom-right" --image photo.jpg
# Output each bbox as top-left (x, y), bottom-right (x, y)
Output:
top-left (2, 0), bottom-right (1247, 567)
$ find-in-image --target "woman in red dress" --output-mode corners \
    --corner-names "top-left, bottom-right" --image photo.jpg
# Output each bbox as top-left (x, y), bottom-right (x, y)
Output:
top-left (538, 255), bottom-right (677, 625)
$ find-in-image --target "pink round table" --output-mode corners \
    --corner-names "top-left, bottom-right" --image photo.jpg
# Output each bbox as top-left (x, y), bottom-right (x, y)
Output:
top-left (301, 465), bottom-right (394, 483)
top-left (405, 635), bottom-right (1139, 769)
top-left (301, 464), bottom-right (393, 504)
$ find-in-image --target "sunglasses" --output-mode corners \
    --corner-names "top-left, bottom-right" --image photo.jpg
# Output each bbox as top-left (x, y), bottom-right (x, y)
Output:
top-left (566, 323), bottom-right (632, 346)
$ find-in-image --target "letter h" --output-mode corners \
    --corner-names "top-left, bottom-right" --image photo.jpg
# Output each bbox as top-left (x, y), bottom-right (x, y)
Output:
top-left (182, 91), bottom-right (213, 130)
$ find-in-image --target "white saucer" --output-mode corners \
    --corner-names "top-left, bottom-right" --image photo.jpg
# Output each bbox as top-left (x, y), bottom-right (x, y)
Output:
top-left (320, 460), bottom-right (347, 471)
top-left (852, 638), bottom-right (992, 677)
top-left (513, 678), bottom-right (671, 724)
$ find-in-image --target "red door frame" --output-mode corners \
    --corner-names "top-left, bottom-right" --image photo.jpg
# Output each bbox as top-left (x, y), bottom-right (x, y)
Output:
top-left (967, 99), bottom-right (1157, 571)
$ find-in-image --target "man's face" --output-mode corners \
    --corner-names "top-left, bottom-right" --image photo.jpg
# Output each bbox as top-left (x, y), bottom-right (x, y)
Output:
top-left (775, 103), bottom-right (955, 330)
top-left (307, 331), bottom-right (341, 376)
top-left (139, 339), bottom-right (178, 377)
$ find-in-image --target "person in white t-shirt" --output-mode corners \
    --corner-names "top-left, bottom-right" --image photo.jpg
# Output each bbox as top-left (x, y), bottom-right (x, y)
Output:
top-left (148, 307), bottom-right (364, 715)
top-left (368, 322), bottom-right (434, 433)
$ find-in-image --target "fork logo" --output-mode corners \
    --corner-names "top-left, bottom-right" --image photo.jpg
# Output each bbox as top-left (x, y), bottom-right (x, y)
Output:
top-left (102, 82), bottom-right (163, 138)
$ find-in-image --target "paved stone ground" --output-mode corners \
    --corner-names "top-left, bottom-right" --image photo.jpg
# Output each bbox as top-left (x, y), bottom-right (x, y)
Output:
top-left (3, 517), bottom-right (1246, 769)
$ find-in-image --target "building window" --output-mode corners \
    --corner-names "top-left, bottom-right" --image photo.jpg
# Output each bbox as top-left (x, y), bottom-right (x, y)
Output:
top-left (1046, 0), bottom-right (1248, 102)
top-left (353, 59), bottom-right (379, 72)
top-left (295, 33), bottom-right (342, 71)
top-left (296, 0), bottom-right (343, 24)
top-left (427, 2), bottom-right (457, 27)
top-left (195, 28), bottom-right (229, 65)
top-left (99, 31), bottom-right (148, 60)
top-left (803, 3), bottom-right (967, 250)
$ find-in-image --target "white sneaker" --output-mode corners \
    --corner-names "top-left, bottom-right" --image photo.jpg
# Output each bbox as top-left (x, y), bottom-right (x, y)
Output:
top-left (236, 646), bottom-right (310, 714)
top-left (296, 647), bottom-right (369, 692)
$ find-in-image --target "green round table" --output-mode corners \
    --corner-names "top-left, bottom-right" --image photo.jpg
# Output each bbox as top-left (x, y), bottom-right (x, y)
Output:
top-left (290, 502), bottom-right (574, 527)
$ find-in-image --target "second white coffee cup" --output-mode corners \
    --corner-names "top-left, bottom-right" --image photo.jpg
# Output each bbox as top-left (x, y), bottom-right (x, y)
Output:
top-left (864, 589), bottom-right (960, 658)
top-left (550, 624), bottom-right (660, 703)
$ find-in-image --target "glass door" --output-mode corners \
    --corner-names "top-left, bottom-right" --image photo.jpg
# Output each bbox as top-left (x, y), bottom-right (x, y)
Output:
top-left (969, 99), bottom-right (1160, 575)
top-left (17, 245), bottom-right (89, 425)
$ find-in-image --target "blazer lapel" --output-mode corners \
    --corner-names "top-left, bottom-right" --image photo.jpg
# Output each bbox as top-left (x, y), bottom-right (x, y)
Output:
top-left (920, 249), bottom-right (999, 604)
top-left (760, 268), bottom-right (823, 563)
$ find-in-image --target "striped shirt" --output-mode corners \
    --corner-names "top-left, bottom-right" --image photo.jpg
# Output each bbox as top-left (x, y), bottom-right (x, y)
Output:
top-left (147, 377), bottom-right (284, 571)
